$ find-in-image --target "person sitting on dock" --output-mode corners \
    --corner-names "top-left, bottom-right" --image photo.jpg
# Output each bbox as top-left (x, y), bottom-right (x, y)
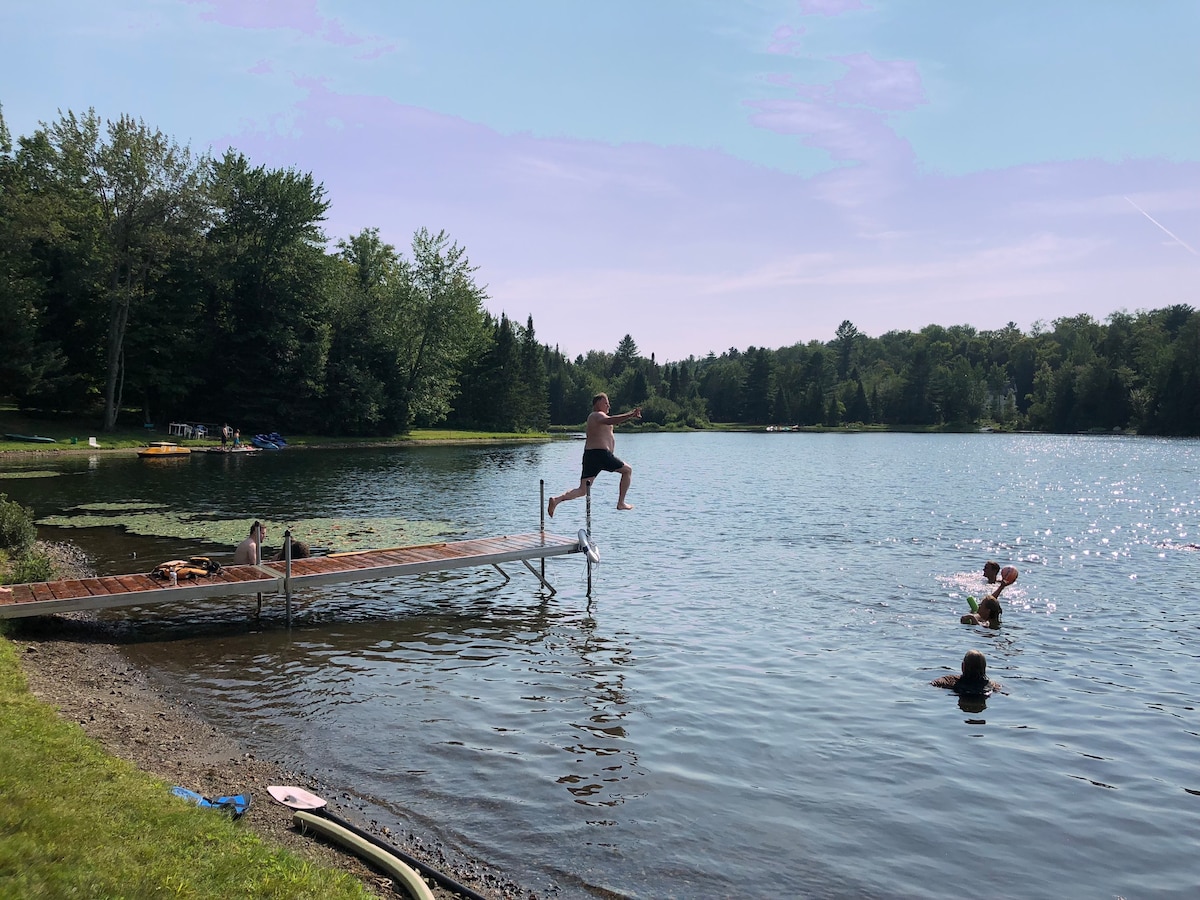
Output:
top-left (932, 649), bottom-right (1001, 696)
top-left (548, 393), bottom-right (641, 517)
top-left (271, 540), bottom-right (311, 561)
top-left (233, 521), bottom-right (266, 565)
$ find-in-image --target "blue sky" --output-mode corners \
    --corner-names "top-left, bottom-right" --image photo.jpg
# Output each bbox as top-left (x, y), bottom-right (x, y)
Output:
top-left (3, 0), bottom-right (1198, 361)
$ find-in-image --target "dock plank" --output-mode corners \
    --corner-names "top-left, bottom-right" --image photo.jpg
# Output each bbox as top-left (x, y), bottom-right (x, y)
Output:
top-left (8, 585), bottom-right (36, 604)
top-left (48, 580), bottom-right (91, 601)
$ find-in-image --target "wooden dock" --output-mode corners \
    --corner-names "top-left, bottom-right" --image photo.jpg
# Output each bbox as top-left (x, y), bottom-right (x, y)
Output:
top-left (0, 532), bottom-right (585, 620)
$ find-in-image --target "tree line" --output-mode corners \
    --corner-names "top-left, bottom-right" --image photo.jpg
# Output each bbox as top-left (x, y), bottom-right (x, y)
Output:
top-left (2, 106), bottom-right (1196, 436)
top-left (582, 312), bottom-right (1199, 436)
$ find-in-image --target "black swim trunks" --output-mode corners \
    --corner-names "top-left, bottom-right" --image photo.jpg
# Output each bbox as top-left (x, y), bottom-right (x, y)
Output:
top-left (581, 448), bottom-right (625, 480)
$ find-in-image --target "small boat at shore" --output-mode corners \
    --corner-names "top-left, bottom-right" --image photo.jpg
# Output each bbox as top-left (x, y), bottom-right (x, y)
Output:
top-left (252, 432), bottom-right (288, 450)
top-left (137, 441), bottom-right (191, 458)
top-left (4, 433), bottom-right (57, 443)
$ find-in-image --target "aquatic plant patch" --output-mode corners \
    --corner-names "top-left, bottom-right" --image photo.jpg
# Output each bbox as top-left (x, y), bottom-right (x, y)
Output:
top-left (35, 508), bottom-right (462, 553)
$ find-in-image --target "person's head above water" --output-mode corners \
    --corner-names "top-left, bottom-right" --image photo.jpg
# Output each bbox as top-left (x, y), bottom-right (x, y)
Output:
top-left (977, 595), bottom-right (1002, 624)
top-left (931, 648), bottom-right (999, 696)
top-left (961, 649), bottom-right (987, 680)
top-left (983, 560), bottom-right (1001, 583)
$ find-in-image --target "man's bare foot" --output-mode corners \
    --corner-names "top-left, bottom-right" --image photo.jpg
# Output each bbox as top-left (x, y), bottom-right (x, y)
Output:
top-left (548, 497), bottom-right (558, 518)
top-left (617, 502), bottom-right (634, 511)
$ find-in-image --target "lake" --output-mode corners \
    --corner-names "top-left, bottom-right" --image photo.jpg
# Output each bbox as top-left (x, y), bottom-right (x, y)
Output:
top-left (3, 433), bottom-right (1199, 899)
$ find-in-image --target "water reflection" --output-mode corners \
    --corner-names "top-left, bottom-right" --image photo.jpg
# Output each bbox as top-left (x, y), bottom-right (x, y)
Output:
top-left (958, 695), bottom-right (989, 715)
top-left (107, 578), bottom-right (645, 817)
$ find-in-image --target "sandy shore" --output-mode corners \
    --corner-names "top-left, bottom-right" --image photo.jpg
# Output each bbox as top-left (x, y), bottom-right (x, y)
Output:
top-left (10, 611), bottom-right (532, 900)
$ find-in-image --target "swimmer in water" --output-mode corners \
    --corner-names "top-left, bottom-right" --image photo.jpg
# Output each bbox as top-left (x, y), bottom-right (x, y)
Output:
top-left (961, 594), bottom-right (1002, 627)
top-left (932, 649), bottom-right (1002, 696)
top-left (963, 562), bottom-right (1017, 625)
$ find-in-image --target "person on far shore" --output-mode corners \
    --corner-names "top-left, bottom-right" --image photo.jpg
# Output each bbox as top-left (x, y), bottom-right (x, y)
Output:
top-left (233, 428), bottom-right (241, 447)
top-left (932, 649), bottom-right (1002, 696)
top-left (221, 423), bottom-right (231, 448)
top-left (233, 521), bottom-right (266, 565)
top-left (548, 393), bottom-right (641, 517)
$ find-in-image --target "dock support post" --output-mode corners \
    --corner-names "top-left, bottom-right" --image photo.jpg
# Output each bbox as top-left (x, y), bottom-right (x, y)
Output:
top-left (585, 483), bottom-right (593, 598)
top-left (255, 524), bottom-right (263, 620)
top-left (521, 559), bottom-right (556, 596)
top-left (539, 479), bottom-right (546, 583)
top-left (284, 529), bottom-right (293, 628)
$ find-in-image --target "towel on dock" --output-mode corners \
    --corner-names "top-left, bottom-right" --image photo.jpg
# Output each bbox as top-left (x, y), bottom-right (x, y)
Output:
top-left (150, 557), bottom-right (223, 580)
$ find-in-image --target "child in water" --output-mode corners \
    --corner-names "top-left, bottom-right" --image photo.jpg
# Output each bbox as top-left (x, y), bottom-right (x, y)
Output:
top-left (962, 594), bottom-right (1002, 627)
top-left (932, 649), bottom-right (1002, 696)
top-left (962, 561), bottom-right (1017, 626)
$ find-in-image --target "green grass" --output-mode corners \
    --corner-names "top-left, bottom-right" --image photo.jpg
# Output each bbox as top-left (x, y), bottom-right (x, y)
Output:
top-left (292, 428), bottom-right (554, 447)
top-left (0, 637), bottom-right (371, 899)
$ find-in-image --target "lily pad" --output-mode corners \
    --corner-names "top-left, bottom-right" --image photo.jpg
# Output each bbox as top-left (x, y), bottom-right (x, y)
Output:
top-left (35, 509), bottom-right (461, 552)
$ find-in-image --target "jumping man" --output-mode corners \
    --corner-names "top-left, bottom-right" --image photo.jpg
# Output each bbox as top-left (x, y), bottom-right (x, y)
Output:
top-left (548, 393), bottom-right (641, 517)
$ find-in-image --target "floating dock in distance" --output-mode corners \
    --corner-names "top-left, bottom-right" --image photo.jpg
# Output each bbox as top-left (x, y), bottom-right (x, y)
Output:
top-left (0, 532), bottom-right (584, 620)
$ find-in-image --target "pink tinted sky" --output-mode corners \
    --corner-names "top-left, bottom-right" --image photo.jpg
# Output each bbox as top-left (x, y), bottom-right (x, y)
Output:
top-left (2, 0), bottom-right (1197, 361)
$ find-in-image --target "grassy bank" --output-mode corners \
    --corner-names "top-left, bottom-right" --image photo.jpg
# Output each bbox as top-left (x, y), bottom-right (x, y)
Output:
top-left (0, 406), bottom-right (557, 454)
top-left (0, 636), bottom-right (370, 899)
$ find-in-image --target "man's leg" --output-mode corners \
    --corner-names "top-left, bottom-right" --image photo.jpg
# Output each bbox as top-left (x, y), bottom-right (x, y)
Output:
top-left (616, 464), bottom-right (633, 510)
top-left (548, 478), bottom-right (592, 517)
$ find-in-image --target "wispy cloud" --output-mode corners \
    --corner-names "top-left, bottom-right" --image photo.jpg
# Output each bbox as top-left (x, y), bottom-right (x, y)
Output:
top-left (182, 0), bottom-right (392, 52)
top-left (829, 53), bottom-right (925, 110)
top-left (798, 0), bottom-right (870, 17)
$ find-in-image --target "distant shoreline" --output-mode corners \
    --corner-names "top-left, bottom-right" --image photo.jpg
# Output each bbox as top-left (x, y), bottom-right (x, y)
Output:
top-left (0, 434), bottom-right (560, 458)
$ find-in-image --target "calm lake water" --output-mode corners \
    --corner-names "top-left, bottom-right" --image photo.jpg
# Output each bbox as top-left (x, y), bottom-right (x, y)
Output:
top-left (4, 433), bottom-right (1200, 899)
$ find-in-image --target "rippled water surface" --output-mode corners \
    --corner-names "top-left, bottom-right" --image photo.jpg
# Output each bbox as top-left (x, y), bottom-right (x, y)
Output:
top-left (6, 434), bottom-right (1200, 898)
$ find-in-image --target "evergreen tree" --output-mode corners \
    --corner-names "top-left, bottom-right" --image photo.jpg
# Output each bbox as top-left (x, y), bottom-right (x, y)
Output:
top-left (519, 316), bottom-right (550, 430)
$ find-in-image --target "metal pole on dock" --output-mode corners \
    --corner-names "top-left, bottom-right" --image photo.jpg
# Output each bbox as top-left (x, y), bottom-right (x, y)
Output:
top-left (585, 482), bottom-right (592, 597)
top-left (255, 522), bottom-right (263, 619)
top-left (284, 529), bottom-right (293, 628)
top-left (539, 479), bottom-right (546, 583)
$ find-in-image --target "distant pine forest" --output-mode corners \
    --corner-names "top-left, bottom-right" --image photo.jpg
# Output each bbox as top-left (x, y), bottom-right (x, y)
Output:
top-left (2, 107), bottom-right (1198, 437)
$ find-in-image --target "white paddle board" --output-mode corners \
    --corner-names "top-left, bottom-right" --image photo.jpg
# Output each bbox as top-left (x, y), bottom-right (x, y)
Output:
top-left (268, 785), bottom-right (327, 810)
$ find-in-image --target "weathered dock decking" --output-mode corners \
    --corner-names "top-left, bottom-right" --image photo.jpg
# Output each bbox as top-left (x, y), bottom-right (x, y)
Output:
top-left (0, 532), bottom-right (585, 620)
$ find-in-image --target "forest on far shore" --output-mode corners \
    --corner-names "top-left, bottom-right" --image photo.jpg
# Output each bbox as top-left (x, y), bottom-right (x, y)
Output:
top-left (2, 106), bottom-right (1198, 438)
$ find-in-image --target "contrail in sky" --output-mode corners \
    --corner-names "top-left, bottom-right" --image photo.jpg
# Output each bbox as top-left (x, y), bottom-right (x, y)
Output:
top-left (1124, 196), bottom-right (1200, 256)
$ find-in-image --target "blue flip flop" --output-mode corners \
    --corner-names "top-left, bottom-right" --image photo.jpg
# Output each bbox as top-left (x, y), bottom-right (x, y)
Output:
top-left (212, 794), bottom-right (252, 817)
top-left (171, 786), bottom-right (251, 818)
